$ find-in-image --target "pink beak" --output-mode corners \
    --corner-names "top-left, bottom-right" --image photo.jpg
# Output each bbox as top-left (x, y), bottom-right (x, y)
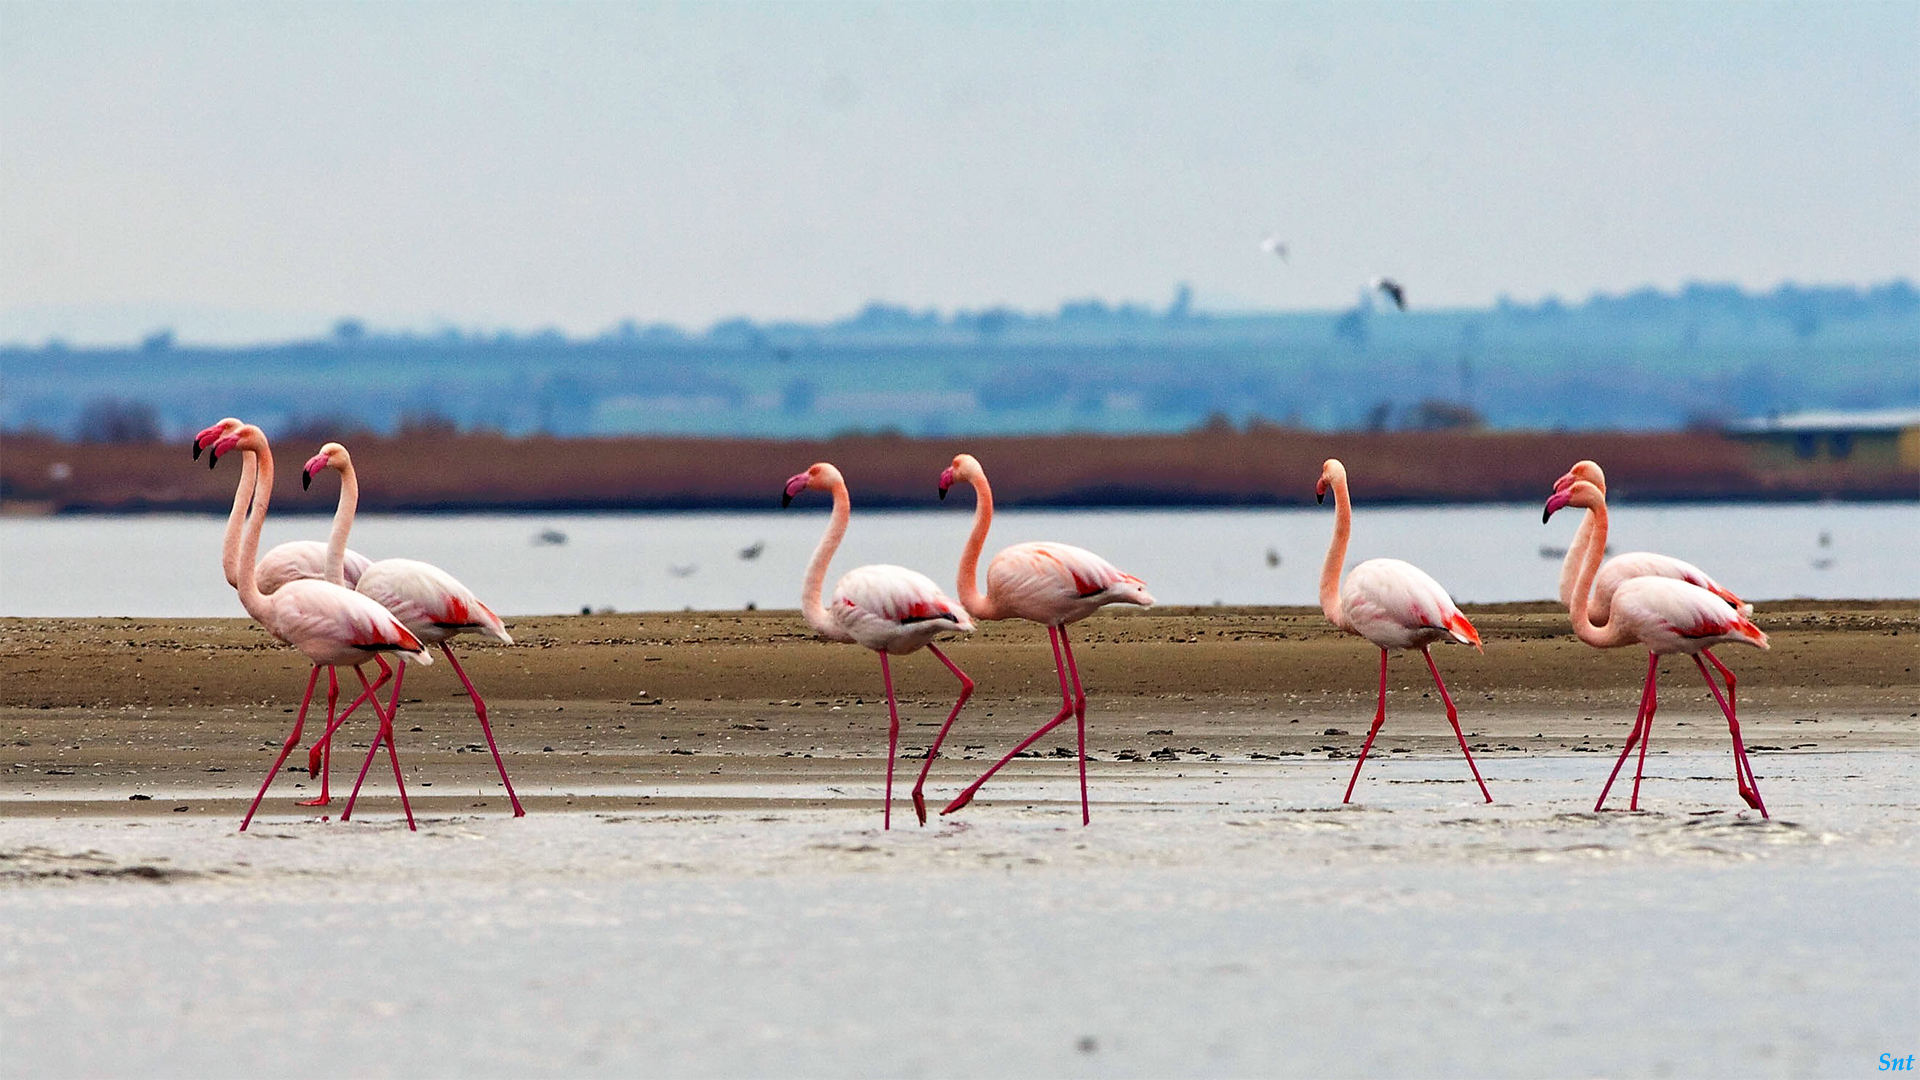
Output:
top-left (938, 466), bottom-right (954, 499)
top-left (1542, 489), bottom-right (1574, 522)
top-left (302, 454), bottom-right (329, 490)
top-left (781, 472), bottom-right (810, 507)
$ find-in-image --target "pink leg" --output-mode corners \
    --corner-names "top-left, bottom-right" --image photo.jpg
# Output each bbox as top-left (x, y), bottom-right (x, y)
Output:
top-left (910, 644), bottom-right (974, 826)
top-left (1699, 650), bottom-right (1760, 806)
top-left (1695, 654), bottom-right (1767, 818)
top-left (942, 626), bottom-right (1074, 817)
top-left (1596, 653), bottom-right (1658, 811)
top-left (1342, 650), bottom-right (1390, 803)
top-left (297, 668), bottom-right (339, 806)
top-left (441, 644), bottom-right (524, 817)
top-left (1423, 646), bottom-right (1492, 803)
top-left (879, 652), bottom-right (899, 830)
top-left (1058, 627), bottom-right (1092, 825)
top-left (310, 656), bottom-right (392, 771)
top-left (239, 666), bottom-right (320, 832)
top-left (343, 662), bottom-right (414, 828)
top-left (1629, 663), bottom-right (1660, 810)
top-left (1703, 648), bottom-right (1737, 718)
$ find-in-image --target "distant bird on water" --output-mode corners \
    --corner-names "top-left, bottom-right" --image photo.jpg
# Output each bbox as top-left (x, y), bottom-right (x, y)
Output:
top-left (1370, 276), bottom-right (1407, 310)
top-left (1316, 458), bottom-right (1491, 804)
top-left (937, 453), bottom-right (1154, 825)
top-left (1260, 235), bottom-right (1289, 261)
top-left (739, 541), bottom-right (765, 561)
top-left (1546, 479), bottom-right (1769, 816)
top-left (783, 462), bottom-right (975, 828)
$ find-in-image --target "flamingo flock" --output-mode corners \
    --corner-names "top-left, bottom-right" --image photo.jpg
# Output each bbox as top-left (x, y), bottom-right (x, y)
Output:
top-left (191, 422), bottom-right (1777, 829)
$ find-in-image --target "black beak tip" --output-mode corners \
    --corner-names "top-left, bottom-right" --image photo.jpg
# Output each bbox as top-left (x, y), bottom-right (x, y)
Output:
top-left (209, 451), bottom-right (220, 469)
top-left (191, 441), bottom-right (202, 460)
top-left (781, 492), bottom-right (793, 509)
top-left (1315, 491), bottom-right (1325, 505)
top-left (302, 470), bottom-right (312, 491)
top-left (938, 487), bottom-right (948, 500)
top-left (1542, 504), bottom-right (1554, 524)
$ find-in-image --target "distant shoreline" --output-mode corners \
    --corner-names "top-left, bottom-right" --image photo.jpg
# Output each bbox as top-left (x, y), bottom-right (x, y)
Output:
top-left (3, 428), bottom-right (1914, 514)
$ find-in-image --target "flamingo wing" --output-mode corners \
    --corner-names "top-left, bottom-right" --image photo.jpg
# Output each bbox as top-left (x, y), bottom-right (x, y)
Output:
top-left (984, 542), bottom-right (1154, 621)
top-left (268, 579), bottom-right (432, 666)
top-left (357, 558), bottom-right (512, 644)
top-left (1613, 577), bottom-right (1768, 652)
top-left (831, 565), bottom-right (973, 652)
top-left (258, 540), bottom-right (373, 593)
top-left (1595, 552), bottom-right (1749, 617)
top-left (1341, 558), bottom-right (1480, 650)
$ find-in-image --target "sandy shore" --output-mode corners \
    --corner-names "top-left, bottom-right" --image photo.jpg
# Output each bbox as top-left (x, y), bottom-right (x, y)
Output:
top-left (3, 604), bottom-right (1917, 1077)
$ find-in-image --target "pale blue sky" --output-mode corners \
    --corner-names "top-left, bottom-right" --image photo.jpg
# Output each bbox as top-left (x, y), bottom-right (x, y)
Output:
top-left (2, 1), bottom-right (1916, 343)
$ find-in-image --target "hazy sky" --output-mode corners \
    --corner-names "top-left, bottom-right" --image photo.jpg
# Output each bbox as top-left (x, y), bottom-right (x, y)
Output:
top-left (3, 1), bottom-right (1916, 343)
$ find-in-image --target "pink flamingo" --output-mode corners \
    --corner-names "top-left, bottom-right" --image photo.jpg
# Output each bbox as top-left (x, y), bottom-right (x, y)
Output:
top-left (1545, 479), bottom-right (1770, 816)
top-left (1315, 458), bottom-right (1492, 804)
top-left (194, 417), bottom-right (375, 805)
top-left (300, 442), bottom-right (524, 820)
top-left (1553, 458), bottom-right (1752, 714)
top-left (207, 424), bottom-right (433, 831)
top-left (783, 462), bottom-right (975, 828)
top-left (936, 453), bottom-right (1154, 825)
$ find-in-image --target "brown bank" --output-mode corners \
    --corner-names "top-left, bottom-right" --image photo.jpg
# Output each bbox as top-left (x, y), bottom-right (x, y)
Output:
top-left (2, 603), bottom-right (1915, 819)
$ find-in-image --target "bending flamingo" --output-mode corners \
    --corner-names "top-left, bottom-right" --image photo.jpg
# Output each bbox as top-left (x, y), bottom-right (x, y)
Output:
top-left (936, 453), bottom-right (1153, 825)
top-left (783, 462), bottom-right (974, 828)
top-left (195, 417), bottom-right (375, 805)
top-left (301, 442), bottom-right (523, 820)
top-left (207, 424), bottom-right (432, 831)
top-left (1316, 458), bottom-right (1492, 804)
top-left (1545, 479), bottom-right (1770, 816)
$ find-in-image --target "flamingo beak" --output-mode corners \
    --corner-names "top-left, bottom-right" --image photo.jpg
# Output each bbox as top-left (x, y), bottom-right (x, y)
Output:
top-left (938, 466), bottom-right (954, 500)
top-left (301, 454), bottom-right (328, 491)
top-left (1552, 472), bottom-right (1576, 493)
top-left (1542, 490), bottom-right (1573, 522)
top-left (781, 472), bottom-right (809, 508)
top-left (1314, 479), bottom-right (1328, 505)
top-left (191, 438), bottom-right (203, 461)
top-left (210, 434), bottom-right (241, 468)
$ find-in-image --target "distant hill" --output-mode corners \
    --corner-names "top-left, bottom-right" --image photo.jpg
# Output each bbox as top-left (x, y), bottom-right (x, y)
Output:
top-left (4, 280), bottom-right (1915, 441)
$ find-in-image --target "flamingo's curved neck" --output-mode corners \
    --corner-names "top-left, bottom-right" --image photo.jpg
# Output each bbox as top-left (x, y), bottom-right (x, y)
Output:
top-left (221, 451), bottom-right (258, 588)
top-left (1567, 496), bottom-right (1629, 648)
top-left (1319, 475), bottom-right (1352, 630)
top-left (801, 479), bottom-right (852, 640)
top-left (324, 458), bottom-right (359, 586)
top-left (955, 471), bottom-right (1003, 620)
top-left (235, 439), bottom-right (275, 627)
top-left (1558, 504), bottom-right (1594, 610)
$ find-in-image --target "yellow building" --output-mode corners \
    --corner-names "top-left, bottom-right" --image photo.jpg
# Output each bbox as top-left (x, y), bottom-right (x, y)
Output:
top-left (1727, 408), bottom-right (1920, 470)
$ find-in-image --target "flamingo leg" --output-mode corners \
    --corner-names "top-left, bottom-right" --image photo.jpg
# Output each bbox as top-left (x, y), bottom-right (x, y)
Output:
top-left (343, 662), bottom-right (415, 829)
top-left (942, 626), bottom-right (1074, 817)
top-left (1058, 626), bottom-right (1092, 825)
top-left (239, 666), bottom-right (320, 832)
top-left (1698, 650), bottom-right (1760, 805)
top-left (296, 668), bottom-right (339, 807)
top-left (910, 644), bottom-right (974, 826)
top-left (440, 643), bottom-right (524, 817)
top-left (879, 652), bottom-right (899, 830)
top-left (1342, 649), bottom-right (1390, 803)
top-left (1596, 653), bottom-right (1658, 811)
top-left (1695, 654), bottom-right (1767, 818)
top-left (310, 656), bottom-right (392, 775)
top-left (1629, 663), bottom-right (1660, 810)
top-left (1422, 646), bottom-right (1492, 803)
top-left (1703, 647), bottom-right (1737, 718)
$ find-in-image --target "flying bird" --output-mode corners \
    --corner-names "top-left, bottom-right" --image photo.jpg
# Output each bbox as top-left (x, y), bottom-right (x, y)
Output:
top-left (1370, 277), bottom-right (1407, 310)
top-left (1260, 235), bottom-right (1289, 261)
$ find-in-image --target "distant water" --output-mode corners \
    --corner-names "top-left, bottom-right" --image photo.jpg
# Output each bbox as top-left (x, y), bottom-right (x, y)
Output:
top-left (2, 502), bottom-right (1915, 618)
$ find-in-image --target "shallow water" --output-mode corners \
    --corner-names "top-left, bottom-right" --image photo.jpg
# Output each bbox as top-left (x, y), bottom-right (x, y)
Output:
top-left (2, 750), bottom-right (1915, 1078)
top-left (4, 501), bottom-right (1916, 616)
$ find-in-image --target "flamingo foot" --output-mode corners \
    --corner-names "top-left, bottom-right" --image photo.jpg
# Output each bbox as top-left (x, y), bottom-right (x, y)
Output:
top-left (940, 787), bottom-right (977, 816)
top-left (295, 795), bottom-right (332, 807)
top-left (912, 787), bottom-right (928, 826)
top-left (306, 742), bottom-right (324, 778)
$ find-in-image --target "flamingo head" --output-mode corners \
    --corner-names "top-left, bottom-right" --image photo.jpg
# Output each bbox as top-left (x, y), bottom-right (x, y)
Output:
top-left (208, 424), bottom-right (264, 469)
top-left (1543, 478), bottom-right (1603, 523)
top-left (193, 417), bottom-right (243, 460)
top-left (302, 442), bottom-right (350, 491)
top-left (1552, 459), bottom-right (1605, 495)
top-left (938, 453), bottom-right (981, 500)
top-left (782, 462), bottom-right (842, 508)
top-left (1314, 458), bottom-right (1346, 505)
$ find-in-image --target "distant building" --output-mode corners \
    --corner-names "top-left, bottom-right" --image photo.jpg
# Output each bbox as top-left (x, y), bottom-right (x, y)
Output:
top-left (1726, 408), bottom-right (1920, 469)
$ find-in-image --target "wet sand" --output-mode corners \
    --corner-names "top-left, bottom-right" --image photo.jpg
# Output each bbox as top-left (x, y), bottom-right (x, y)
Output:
top-left (3, 604), bottom-right (1917, 1077)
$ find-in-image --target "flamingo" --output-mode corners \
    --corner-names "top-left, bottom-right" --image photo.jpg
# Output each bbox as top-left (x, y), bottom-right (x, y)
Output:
top-left (206, 424), bottom-right (432, 831)
top-left (1545, 479), bottom-right (1770, 816)
top-left (1552, 459), bottom-right (1752, 716)
top-left (936, 453), bottom-right (1154, 825)
top-left (195, 418), bottom-right (378, 805)
top-left (1315, 458), bottom-right (1492, 804)
top-left (783, 462), bottom-right (975, 828)
top-left (300, 442), bottom-right (524, 819)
